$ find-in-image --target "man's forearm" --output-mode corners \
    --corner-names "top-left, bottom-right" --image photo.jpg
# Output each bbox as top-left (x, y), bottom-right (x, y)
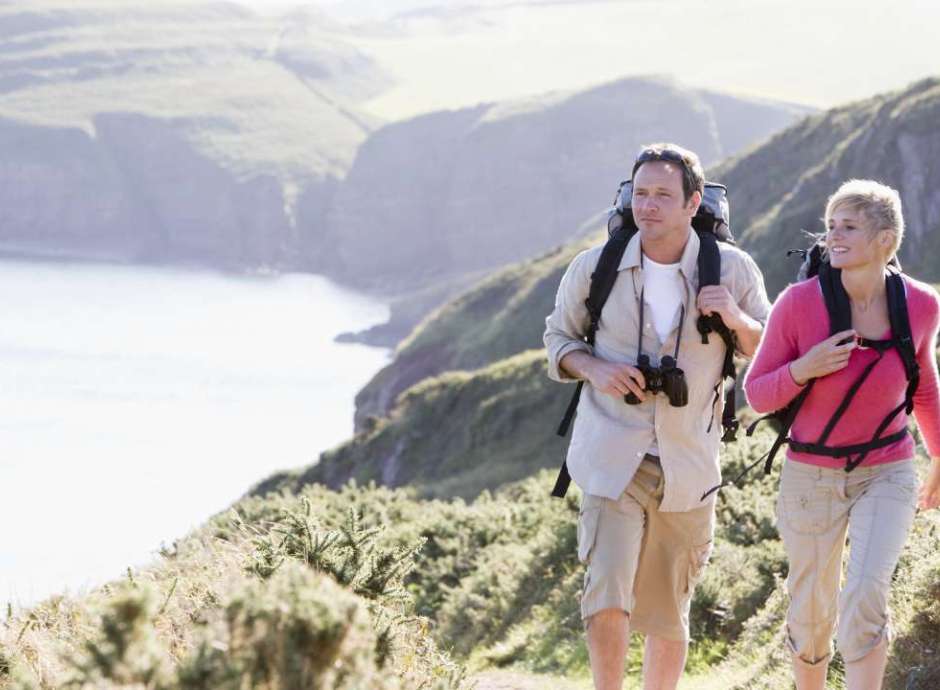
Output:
top-left (732, 313), bottom-right (763, 358)
top-left (559, 350), bottom-right (599, 381)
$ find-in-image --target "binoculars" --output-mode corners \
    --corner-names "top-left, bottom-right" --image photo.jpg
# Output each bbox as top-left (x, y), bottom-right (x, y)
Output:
top-left (624, 354), bottom-right (689, 407)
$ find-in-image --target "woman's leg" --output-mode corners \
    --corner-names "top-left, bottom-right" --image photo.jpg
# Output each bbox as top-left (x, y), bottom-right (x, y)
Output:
top-left (844, 638), bottom-right (888, 690)
top-left (838, 461), bottom-right (918, 690)
top-left (777, 461), bottom-right (849, 690)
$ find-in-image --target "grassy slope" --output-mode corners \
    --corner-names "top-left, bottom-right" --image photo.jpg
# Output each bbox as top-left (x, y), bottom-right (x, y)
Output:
top-left (0, 2), bottom-right (382, 183)
top-left (264, 349), bottom-right (573, 500)
top-left (7, 433), bottom-right (939, 689)
top-left (0, 486), bottom-right (468, 689)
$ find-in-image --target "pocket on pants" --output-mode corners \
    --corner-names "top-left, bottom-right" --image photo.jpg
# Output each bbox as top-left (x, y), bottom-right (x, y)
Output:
top-left (781, 486), bottom-right (832, 536)
top-left (884, 462), bottom-right (918, 498)
top-left (577, 503), bottom-right (601, 563)
top-left (686, 540), bottom-right (713, 593)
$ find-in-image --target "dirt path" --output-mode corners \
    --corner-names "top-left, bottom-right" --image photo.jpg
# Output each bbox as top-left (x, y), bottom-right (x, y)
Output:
top-left (469, 670), bottom-right (590, 690)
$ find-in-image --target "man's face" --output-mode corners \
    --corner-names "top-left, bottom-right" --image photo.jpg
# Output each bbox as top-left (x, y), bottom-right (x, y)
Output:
top-left (631, 161), bottom-right (699, 240)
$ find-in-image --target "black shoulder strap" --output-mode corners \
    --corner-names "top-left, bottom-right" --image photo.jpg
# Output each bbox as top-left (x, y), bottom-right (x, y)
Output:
top-left (715, 268), bottom-right (840, 497)
top-left (695, 231), bottom-right (740, 443)
top-left (695, 231), bottom-right (723, 344)
top-left (781, 269), bottom-right (919, 474)
top-left (696, 231), bottom-right (722, 288)
top-left (551, 228), bottom-right (634, 499)
top-left (752, 266), bottom-right (844, 474)
top-left (887, 271), bottom-right (919, 412)
top-left (818, 261), bottom-right (852, 334)
top-left (555, 227), bottom-right (634, 439)
top-left (585, 229), bottom-right (633, 335)
top-left (708, 259), bottom-right (913, 498)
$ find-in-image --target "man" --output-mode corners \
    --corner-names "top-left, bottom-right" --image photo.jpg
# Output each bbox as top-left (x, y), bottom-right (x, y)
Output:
top-left (543, 142), bottom-right (771, 690)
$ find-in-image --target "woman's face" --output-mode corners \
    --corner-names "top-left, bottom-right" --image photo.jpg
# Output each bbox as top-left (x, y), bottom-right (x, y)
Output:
top-left (826, 205), bottom-right (892, 270)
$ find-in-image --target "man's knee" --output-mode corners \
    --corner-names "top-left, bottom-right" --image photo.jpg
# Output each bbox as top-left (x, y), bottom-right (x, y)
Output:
top-left (584, 606), bottom-right (629, 632)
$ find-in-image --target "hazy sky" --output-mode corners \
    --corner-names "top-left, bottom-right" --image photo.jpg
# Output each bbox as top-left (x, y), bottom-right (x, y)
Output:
top-left (235, 0), bottom-right (940, 120)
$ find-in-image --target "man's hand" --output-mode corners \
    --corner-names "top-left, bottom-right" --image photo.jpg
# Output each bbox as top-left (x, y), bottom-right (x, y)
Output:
top-left (788, 330), bottom-right (857, 385)
top-left (919, 458), bottom-right (940, 511)
top-left (696, 285), bottom-right (765, 357)
top-left (696, 285), bottom-right (746, 331)
top-left (559, 351), bottom-right (647, 401)
top-left (585, 360), bottom-right (648, 402)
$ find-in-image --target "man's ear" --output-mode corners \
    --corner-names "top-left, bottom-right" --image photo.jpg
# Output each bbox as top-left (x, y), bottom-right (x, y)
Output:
top-left (687, 190), bottom-right (702, 216)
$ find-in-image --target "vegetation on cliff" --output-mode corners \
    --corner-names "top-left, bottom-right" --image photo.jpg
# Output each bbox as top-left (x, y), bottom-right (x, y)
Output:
top-left (5, 431), bottom-right (938, 689)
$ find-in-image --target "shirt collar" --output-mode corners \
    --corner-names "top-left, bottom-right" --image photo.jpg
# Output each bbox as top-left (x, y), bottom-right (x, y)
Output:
top-left (618, 227), bottom-right (699, 282)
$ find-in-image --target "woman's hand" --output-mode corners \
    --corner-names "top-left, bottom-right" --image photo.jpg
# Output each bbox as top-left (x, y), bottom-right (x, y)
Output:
top-left (788, 329), bottom-right (857, 385)
top-left (918, 458), bottom-right (940, 511)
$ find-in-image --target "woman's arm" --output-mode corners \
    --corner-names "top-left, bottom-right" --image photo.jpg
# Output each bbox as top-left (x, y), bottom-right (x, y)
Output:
top-left (744, 281), bottom-right (858, 412)
top-left (743, 286), bottom-right (807, 413)
top-left (912, 289), bottom-right (940, 510)
top-left (912, 289), bottom-right (940, 455)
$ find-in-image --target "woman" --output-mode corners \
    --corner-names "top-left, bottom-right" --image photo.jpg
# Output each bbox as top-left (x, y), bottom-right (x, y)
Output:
top-left (743, 179), bottom-right (940, 690)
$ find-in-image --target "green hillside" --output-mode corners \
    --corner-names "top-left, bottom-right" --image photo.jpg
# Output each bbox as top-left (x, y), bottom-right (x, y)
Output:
top-left (268, 349), bottom-right (571, 500)
top-left (352, 76), bottom-right (940, 428)
top-left (0, 486), bottom-right (466, 689)
top-left (0, 2), bottom-right (382, 181)
top-left (353, 234), bottom-right (600, 429)
top-left (227, 76), bottom-right (940, 689)
top-left (7, 69), bottom-right (940, 690)
top-left (717, 77), bottom-right (940, 296)
top-left (6, 436), bottom-right (939, 689)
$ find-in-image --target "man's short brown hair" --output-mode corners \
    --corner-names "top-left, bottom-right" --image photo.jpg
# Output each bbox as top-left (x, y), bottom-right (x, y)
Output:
top-left (632, 142), bottom-right (705, 203)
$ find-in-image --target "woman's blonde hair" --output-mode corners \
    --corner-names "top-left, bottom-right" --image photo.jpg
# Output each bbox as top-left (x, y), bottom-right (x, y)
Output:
top-left (824, 179), bottom-right (905, 259)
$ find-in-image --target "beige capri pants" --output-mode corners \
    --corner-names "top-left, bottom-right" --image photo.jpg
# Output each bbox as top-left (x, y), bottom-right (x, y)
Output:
top-left (776, 458), bottom-right (918, 664)
top-left (577, 455), bottom-right (715, 641)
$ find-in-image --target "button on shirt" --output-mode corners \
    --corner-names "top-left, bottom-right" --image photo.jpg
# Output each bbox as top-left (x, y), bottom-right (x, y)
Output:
top-left (642, 254), bottom-right (685, 456)
top-left (543, 230), bottom-right (772, 512)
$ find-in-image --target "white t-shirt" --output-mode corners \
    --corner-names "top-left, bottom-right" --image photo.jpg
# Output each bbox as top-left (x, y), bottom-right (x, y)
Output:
top-left (642, 254), bottom-right (684, 457)
top-left (642, 254), bottom-right (684, 343)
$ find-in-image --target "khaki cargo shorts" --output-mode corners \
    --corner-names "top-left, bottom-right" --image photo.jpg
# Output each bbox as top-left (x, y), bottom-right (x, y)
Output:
top-left (576, 455), bottom-right (715, 641)
top-left (777, 458), bottom-right (918, 664)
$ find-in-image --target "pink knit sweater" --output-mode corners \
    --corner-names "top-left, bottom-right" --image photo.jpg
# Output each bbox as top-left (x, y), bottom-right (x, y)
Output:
top-left (743, 274), bottom-right (940, 468)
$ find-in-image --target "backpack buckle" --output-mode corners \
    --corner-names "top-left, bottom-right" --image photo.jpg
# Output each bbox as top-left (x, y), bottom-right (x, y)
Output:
top-left (721, 419), bottom-right (739, 443)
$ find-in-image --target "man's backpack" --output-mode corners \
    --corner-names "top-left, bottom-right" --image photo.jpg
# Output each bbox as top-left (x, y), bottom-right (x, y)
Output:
top-left (701, 243), bottom-right (920, 501)
top-left (551, 179), bottom-right (740, 499)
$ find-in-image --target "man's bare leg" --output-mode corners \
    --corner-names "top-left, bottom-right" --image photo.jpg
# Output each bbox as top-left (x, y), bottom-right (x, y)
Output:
top-left (587, 608), bottom-right (630, 690)
top-left (641, 634), bottom-right (687, 690)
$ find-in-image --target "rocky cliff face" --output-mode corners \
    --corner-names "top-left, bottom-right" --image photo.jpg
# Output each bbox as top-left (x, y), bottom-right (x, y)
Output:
top-left (350, 77), bottom-right (940, 429)
top-left (713, 77), bottom-right (940, 296)
top-left (0, 5), bottom-right (811, 305)
top-left (321, 76), bottom-right (810, 293)
top-left (0, 1), bottom-right (383, 270)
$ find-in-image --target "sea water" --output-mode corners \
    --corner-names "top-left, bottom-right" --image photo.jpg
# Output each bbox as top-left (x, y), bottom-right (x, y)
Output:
top-left (0, 260), bottom-right (390, 606)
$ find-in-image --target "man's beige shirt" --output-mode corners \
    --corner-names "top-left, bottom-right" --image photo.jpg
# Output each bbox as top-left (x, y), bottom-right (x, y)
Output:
top-left (544, 230), bottom-right (771, 512)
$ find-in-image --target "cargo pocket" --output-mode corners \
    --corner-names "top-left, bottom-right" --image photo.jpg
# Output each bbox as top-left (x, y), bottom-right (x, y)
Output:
top-left (577, 499), bottom-right (602, 564)
top-left (885, 463), bottom-right (918, 498)
top-left (781, 487), bottom-right (831, 536)
top-left (685, 540), bottom-right (713, 594)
